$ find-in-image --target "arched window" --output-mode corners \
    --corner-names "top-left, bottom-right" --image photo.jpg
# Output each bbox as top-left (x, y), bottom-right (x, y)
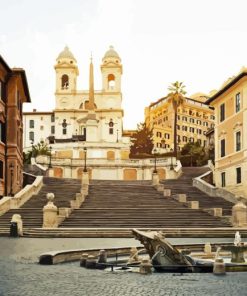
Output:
top-left (108, 74), bottom-right (115, 89)
top-left (109, 119), bottom-right (114, 134)
top-left (61, 74), bottom-right (69, 89)
top-left (62, 119), bottom-right (67, 135)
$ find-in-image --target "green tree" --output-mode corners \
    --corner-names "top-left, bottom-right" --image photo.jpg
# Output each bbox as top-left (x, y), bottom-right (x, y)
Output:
top-left (180, 141), bottom-right (207, 166)
top-left (23, 141), bottom-right (51, 164)
top-left (167, 81), bottom-right (186, 158)
top-left (130, 122), bottom-right (154, 157)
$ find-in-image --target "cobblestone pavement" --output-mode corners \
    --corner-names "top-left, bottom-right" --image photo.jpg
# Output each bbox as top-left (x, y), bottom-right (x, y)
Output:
top-left (1, 237), bottom-right (247, 296)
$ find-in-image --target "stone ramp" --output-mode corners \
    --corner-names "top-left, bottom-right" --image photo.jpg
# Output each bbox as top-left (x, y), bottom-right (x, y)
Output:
top-left (60, 180), bottom-right (232, 228)
top-left (0, 177), bottom-right (81, 228)
top-left (161, 167), bottom-right (234, 216)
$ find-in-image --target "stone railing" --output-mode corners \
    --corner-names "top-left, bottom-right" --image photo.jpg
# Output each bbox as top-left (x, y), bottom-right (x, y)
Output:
top-left (36, 155), bottom-right (177, 168)
top-left (0, 175), bottom-right (43, 216)
top-left (193, 171), bottom-right (238, 204)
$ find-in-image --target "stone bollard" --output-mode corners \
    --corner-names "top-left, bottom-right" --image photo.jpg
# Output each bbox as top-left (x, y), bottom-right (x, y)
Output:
top-left (81, 172), bottom-right (89, 186)
top-left (81, 184), bottom-right (89, 196)
top-left (155, 184), bottom-right (164, 192)
top-left (80, 253), bottom-right (88, 267)
top-left (152, 173), bottom-right (159, 186)
top-left (213, 208), bottom-right (222, 217)
top-left (232, 200), bottom-right (247, 227)
top-left (97, 249), bottom-right (107, 269)
top-left (43, 193), bottom-right (58, 228)
top-left (139, 259), bottom-right (152, 274)
top-left (178, 194), bottom-right (187, 203)
top-left (189, 201), bottom-right (199, 210)
top-left (86, 255), bottom-right (97, 269)
top-left (10, 214), bottom-right (23, 237)
top-left (204, 242), bottom-right (212, 255)
top-left (213, 258), bottom-right (226, 275)
top-left (163, 189), bottom-right (171, 197)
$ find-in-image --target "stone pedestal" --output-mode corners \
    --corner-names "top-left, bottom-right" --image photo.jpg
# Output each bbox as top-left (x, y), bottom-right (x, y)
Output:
top-left (189, 201), bottom-right (199, 209)
top-left (155, 184), bottom-right (164, 192)
top-left (178, 194), bottom-right (187, 203)
top-left (81, 172), bottom-right (89, 186)
top-left (43, 193), bottom-right (58, 228)
top-left (213, 258), bottom-right (226, 275)
top-left (204, 242), bottom-right (212, 255)
top-left (81, 184), bottom-right (89, 196)
top-left (97, 249), bottom-right (107, 269)
top-left (86, 255), bottom-right (97, 269)
top-left (80, 253), bottom-right (88, 267)
top-left (11, 214), bottom-right (23, 236)
top-left (163, 189), bottom-right (171, 197)
top-left (232, 201), bottom-right (247, 227)
top-left (152, 173), bottom-right (159, 186)
top-left (139, 259), bottom-right (152, 274)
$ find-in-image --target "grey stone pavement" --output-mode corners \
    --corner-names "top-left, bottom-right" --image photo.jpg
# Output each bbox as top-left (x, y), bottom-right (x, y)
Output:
top-left (1, 237), bottom-right (247, 296)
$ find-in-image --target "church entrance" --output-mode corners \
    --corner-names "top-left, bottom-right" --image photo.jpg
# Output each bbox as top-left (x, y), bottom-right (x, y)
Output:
top-left (123, 169), bottom-right (137, 180)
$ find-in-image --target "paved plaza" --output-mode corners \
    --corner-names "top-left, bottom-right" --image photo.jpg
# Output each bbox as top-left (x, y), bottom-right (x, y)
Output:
top-left (0, 237), bottom-right (247, 296)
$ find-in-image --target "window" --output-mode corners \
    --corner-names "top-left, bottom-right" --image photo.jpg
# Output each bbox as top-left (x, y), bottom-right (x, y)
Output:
top-left (51, 114), bottom-right (55, 122)
top-left (40, 125), bottom-right (44, 130)
top-left (236, 167), bottom-right (241, 184)
top-left (0, 122), bottom-right (6, 143)
top-left (182, 116), bottom-right (187, 122)
top-left (189, 118), bottom-right (194, 123)
top-left (235, 93), bottom-right (241, 113)
top-left (221, 172), bottom-right (226, 187)
top-left (197, 129), bottom-right (202, 134)
top-left (61, 74), bottom-right (69, 89)
top-left (156, 132), bottom-right (162, 137)
top-left (109, 119), bottom-right (114, 135)
top-left (203, 122), bottom-right (208, 127)
top-left (51, 126), bottom-right (55, 134)
top-left (165, 133), bottom-right (170, 139)
top-left (210, 115), bottom-right (215, 120)
top-left (236, 131), bottom-right (241, 151)
top-left (62, 119), bottom-right (67, 135)
top-left (220, 139), bottom-right (225, 157)
top-left (183, 136), bottom-right (187, 142)
top-left (177, 115), bottom-right (180, 120)
top-left (189, 127), bottom-right (194, 133)
top-left (197, 120), bottom-right (201, 125)
top-left (0, 160), bottom-right (3, 179)
top-left (29, 131), bottom-right (34, 141)
top-left (177, 125), bottom-right (180, 130)
top-left (108, 74), bottom-right (115, 89)
top-left (29, 120), bottom-right (34, 128)
top-left (220, 104), bottom-right (225, 122)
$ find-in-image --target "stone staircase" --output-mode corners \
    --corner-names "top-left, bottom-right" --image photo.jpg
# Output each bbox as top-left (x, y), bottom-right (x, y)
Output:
top-left (60, 178), bottom-right (232, 229)
top-left (161, 167), bottom-right (234, 216)
top-left (0, 177), bottom-right (81, 231)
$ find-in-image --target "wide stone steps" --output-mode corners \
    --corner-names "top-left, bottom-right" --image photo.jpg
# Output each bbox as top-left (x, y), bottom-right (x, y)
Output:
top-left (161, 167), bottom-right (234, 216)
top-left (60, 177), bottom-right (232, 228)
top-left (0, 177), bottom-right (81, 228)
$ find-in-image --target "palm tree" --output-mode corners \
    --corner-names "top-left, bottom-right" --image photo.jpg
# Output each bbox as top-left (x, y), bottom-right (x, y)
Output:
top-left (167, 81), bottom-right (186, 158)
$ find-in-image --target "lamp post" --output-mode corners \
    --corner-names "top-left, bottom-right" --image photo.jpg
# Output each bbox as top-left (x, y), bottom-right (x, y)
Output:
top-left (9, 163), bottom-right (14, 196)
top-left (83, 147), bottom-right (87, 172)
top-left (170, 148), bottom-right (174, 170)
top-left (153, 148), bottom-right (157, 173)
top-left (48, 146), bottom-right (52, 168)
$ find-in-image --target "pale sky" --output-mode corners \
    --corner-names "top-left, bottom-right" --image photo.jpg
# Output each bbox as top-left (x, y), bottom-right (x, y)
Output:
top-left (1, 0), bottom-right (247, 129)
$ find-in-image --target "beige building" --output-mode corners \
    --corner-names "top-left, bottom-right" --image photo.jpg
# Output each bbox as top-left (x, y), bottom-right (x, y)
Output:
top-left (24, 46), bottom-right (179, 180)
top-left (145, 93), bottom-right (215, 153)
top-left (207, 68), bottom-right (247, 197)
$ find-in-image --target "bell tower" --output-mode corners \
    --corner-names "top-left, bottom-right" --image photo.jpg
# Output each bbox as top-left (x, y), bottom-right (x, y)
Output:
top-left (101, 46), bottom-right (122, 93)
top-left (54, 46), bottom-right (79, 94)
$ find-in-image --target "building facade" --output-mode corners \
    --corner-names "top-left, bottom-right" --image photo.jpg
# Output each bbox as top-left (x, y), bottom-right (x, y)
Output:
top-left (24, 46), bottom-right (178, 180)
top-left (0, 55), bottom-right (31, 197)
top-left (145, 93), bottom-right (215, 153)
top-left (207, 69), bottom-right (247, 197)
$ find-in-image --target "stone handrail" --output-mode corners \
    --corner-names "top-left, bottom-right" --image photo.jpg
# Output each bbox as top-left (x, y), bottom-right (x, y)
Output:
top-left (193, 171), bottom-right (238, 204)
top-left (0, 175), bottom-right (43, 216)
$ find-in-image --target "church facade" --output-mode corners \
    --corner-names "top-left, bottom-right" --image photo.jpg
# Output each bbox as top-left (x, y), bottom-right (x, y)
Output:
top-left (24, 46), bottom-right (177, 180)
